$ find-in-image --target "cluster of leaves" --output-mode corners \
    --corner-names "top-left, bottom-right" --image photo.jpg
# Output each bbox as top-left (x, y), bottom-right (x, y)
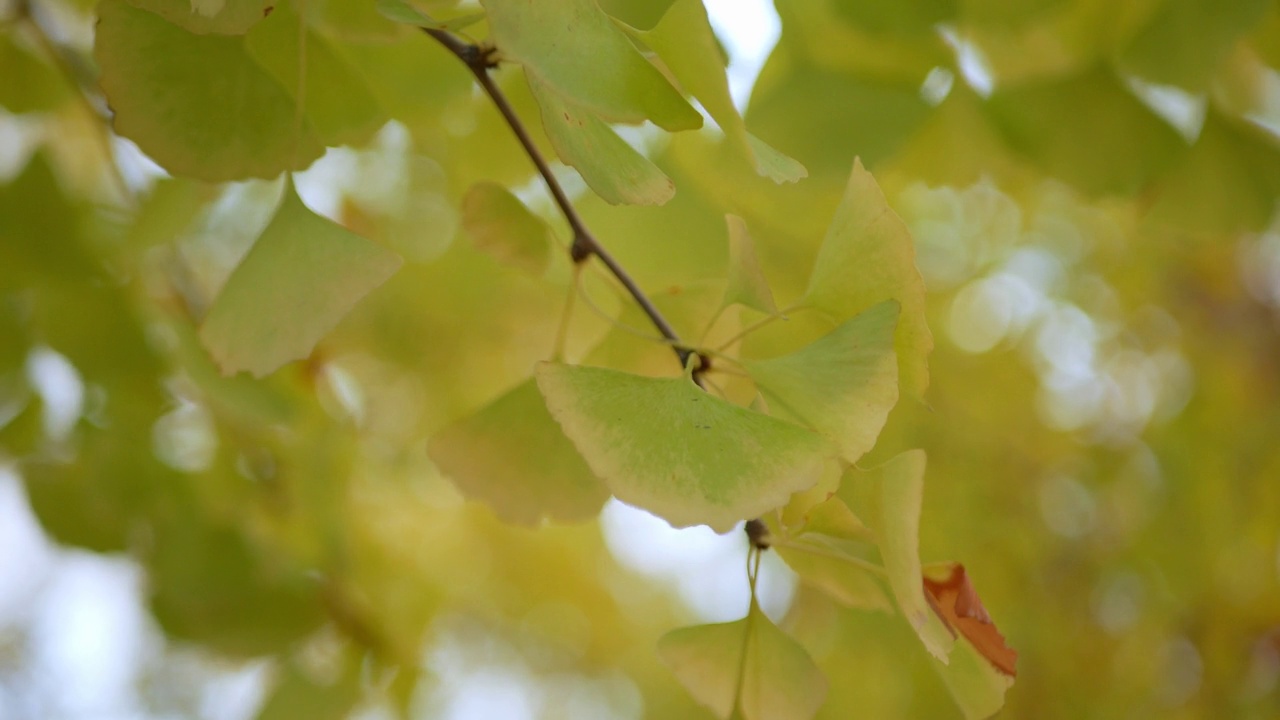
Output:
top-left (6, 0), bottom-right (1280, 717)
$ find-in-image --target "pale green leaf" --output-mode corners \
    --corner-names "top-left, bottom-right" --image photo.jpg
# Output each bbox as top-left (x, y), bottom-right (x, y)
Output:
top-left (200, 183), bottom-right (402, 377)
top-left (932, 639), bottom-right (1017, 720)
top-left (526, 75), bottom-right (675, 206)
top-left (374, 0), bottom-right (485, 30)
top-left (798, 493), bottom-right (875, 541)
top-left (803, 159), bottom-right (932, 398)
top-left (635, 0), bottom-right (806, 182)
top-left (659, 604), bottom-right (827, 720)
top-left (482, 0), bottom-right (701, 130)
top-left (535, 361), bottom-right (832, 531)
top-left (124, 0), bottom-right (269, 35)
top-left (460, 182), bottom-right (552, 275)
top-left (841, 450), bottom-right (955, 661)
top-left (245, 2), bottom-right (386, 147)
top-left (94, 0), bottom-right (323, 181)
top-left (721, 214), bottom-right (778, 315)
top-left (777, 537), bottom-right (894, 612)
top-left (428, 378), bottom-right (608, 525)
top-left (743, 301), bottom-right (899, 464)
top-left (1120, 0), bottom-right (1269, 91)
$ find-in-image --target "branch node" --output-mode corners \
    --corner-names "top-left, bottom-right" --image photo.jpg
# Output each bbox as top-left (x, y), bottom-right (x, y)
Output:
top-left (745, 518), bottom-right (771, 551)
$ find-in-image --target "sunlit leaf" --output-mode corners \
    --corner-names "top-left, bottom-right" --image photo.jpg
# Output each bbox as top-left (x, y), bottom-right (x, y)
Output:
top-left (123, 0), bottom-right (269, 35)
top-left (744, 301), bottom-right (899, 463)
top-left (255, 656), bottom-right (363, 720)
top-left (429, 378), bottom-right (609, 525)
top-left (526, 75), bottom-right (675, 206)
top-left (200, 183), bottom-right (402, 377)
top-left (374, 0), bottom-right (485, 31)
top-left (482, 0), bottom-right (701, 130)
top-left (244, 2), bottom-right (387, 147)
top-left (460, 182), bottom-right (553, 275)
top-left (721, 214), bottom-right (778, 315)
top-left (659, 603), bottom-right (827, 720)
top-left (94, 0), bottom-right (324, 181)
top-left (803, 159), bottom-right (932, 398)
top-left (634, 0), bottom-right (806, 183)
top-left (535, 361), bottom-right (832, 531)
top-left (841, 450), bottom-right (955, 661)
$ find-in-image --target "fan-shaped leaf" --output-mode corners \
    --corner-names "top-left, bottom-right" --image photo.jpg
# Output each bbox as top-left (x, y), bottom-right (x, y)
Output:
top-left (804, 159), bottom-right (931, 398)
top-left (659, 604), bottom-right (827, 720)
top-left (429, 378), bottom-right (608, 525)
top-left (124, 0), bottom-right (269, 35)
top-left (200, 183), bottom-right (402, 377)
top-left (535, 361), bottom-right (832, 531)
top-left (482, 0), bottom-right (700, 131)
top-left (634, 0), bottom-right (806, 182)
top-left (94, 0), bottom-right (323, 181)
top-left (721, 214), bottom-right (779, 315)
top-left (841, 450), bottom-right (955, 660)
top-left (526, 75), bottom-right (675, 206)
top-left (743, 301), bottom-right (899, 464)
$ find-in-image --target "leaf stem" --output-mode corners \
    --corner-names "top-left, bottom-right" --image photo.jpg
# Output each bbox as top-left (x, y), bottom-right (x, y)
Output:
top-left (422, 28), bottom-right (704, 375)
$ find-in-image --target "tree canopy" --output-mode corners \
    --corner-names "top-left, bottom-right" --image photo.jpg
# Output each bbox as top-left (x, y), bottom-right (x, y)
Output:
top-left (2, 0), bottom-right (1280, 718)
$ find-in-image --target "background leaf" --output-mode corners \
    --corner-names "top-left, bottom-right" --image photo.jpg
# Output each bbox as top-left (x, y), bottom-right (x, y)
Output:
top-left (200, 183), bottom-right (402, 376)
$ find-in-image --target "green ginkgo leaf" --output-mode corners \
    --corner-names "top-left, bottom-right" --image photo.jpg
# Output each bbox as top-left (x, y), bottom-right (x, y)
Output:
top-left (743, 301), bottom-right (899, 464)
top-left (777, 537), bottom-right (894, 612)
top-left (804, 159), bottom-right (932, 398)
top-left (841, 450), bottom-right (955, 661)
top-left (482, 0), bottom-right (701, 131)
top-left (535, 361), bottom-right (832, 531)
top-left (634, 0), bottom-right (806, 183)
top-left (124, 0), bottom-right (269, 35)
top-left (526, 75), bottom-right (675, 206)
top-left (721, 214), bottom-right (779, 315)
top-left (244, 2), bottom-right (387, 147)
top-left (428, 378), bottom-right (608, 525)
top-left (659, 603), bottom-right (828, 720)
top-left (95, 0), bottom-right (324, 181)
top-left (200, 183), bottom-right (402, 377)
top-left (461, 182), bottom-right (553, 275)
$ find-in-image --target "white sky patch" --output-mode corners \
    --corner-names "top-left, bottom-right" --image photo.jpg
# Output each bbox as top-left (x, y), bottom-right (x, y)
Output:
top-left (600, 499), bottom-right (796, 623)
top-left (703, 0), bottom-right (781, 111)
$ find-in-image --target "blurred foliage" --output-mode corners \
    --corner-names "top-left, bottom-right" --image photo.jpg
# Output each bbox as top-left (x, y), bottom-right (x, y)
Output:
top-left (2, 0), bottom-right (1280, 717)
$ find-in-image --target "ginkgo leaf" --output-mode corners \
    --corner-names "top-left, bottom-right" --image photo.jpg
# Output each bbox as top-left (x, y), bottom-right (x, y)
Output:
top-left (659, 604), bottom-right (827, 720)
top-left (428, 378), bottom-right (608, 525)
top-left (200, 183), bottom-right (402, 377)
top-left (777, 536), bottom-right (894, 612)
top-left (375, 0), bottom-right (486, 31)
top-left (535, 361), bottom-right (832, 531)
top-left (244, 3), bottom-right (386, 147)
top-left (481, 0), bottom-right (701, 131)
top-left (742, 301), bottom-right (899, 464)
top-left (95, 0), bottom-right (324, 182)
top-left (460, 182), bottom-right (552, 275)
top-left (803, 159), bottom-right (932, 398)
top-left (124, 0), bottom-right (269, 35)
top-left (721, 214), bottom-right (778, 315)
top-left (634, 0), bottom-right (806, 183)
top-left (526, 76), bottom-right (675, 206)
top-left (923, 564), bottom-right (1016, 719)
top-left (841, 450), bottom-right (955, 661)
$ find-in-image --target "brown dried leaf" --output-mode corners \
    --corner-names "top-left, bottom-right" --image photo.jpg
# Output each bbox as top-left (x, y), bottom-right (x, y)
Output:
top-left (923, 563), bottom-right (1018, 677)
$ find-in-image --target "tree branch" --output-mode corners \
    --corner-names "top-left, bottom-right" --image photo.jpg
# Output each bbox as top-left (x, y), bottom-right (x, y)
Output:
top-left (423, 28), bottom-right (705, 375)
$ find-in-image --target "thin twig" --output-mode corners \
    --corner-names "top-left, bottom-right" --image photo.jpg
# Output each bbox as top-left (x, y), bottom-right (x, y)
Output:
top-left (422, 28), bottom-right (704, 375)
